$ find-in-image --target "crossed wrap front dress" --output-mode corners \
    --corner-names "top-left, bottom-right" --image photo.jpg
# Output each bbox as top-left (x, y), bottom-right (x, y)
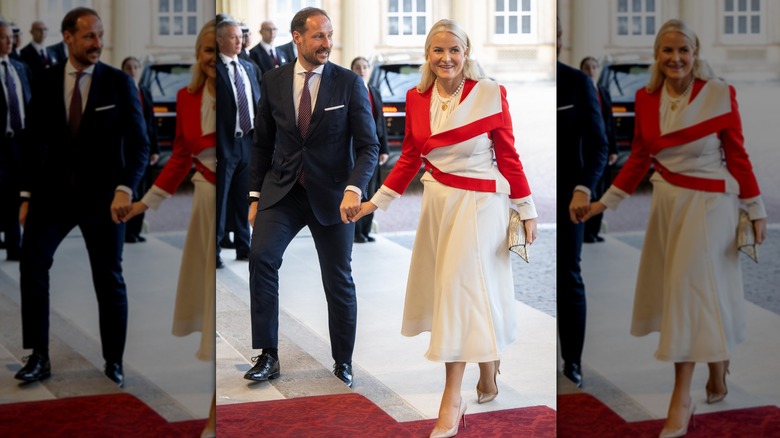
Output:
top-left (371, 79), bottom-right (537, 362)
top-left (600, 78), bottom-right (766, 362)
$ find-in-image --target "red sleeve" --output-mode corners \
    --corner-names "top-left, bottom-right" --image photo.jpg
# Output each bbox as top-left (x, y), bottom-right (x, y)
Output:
top-left (153, 88), bottom-right (195, 194)
top-left (382, 88), bottom-right (424, 194)
top-left (722, 85), bottom-right (761, 198)
top-left (493, 85), bottom-right (531, 199)
top-left (611, 90), bottom-right (652, 195)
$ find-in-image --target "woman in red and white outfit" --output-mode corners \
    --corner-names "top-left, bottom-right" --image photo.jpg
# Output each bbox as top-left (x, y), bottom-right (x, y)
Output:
top-left (124, 20), bottom-right (217, 438)
top-left (353, 19), bottom-right (537, 438)
top-left (585, 19), bottom-right (767, 438)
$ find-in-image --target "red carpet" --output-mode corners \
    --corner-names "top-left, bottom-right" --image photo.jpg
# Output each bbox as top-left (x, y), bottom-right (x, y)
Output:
top-left (558, 392), bottom-right (780, 438)
top-left (0, 393), bottom-right (206, 437)
top-left (217, 393), bottom-right (555, 437)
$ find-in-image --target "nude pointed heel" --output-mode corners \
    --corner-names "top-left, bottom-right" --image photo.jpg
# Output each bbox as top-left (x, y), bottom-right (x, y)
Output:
top-left (477, 359), bottom-right (500, 404)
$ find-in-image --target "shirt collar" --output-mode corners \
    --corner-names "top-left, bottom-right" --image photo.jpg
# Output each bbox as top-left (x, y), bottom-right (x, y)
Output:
top-left (0, 55), bottom-right (10, 64)
top-left (294, 60), bottom-right (325, 76)
top-left (65, 60), bottom-right (96, 76)
top-left (219, 52), bottom-right (239, 65)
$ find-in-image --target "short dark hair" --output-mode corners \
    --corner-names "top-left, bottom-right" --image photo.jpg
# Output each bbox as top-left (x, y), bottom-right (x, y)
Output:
top-left (290, 7), bottom-right (329, 35)
top-left (61, 7), bottom-right (100, 34)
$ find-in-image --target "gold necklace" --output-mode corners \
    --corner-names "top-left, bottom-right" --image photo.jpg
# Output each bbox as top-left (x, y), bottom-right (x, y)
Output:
top-left (435, 77), bottom-right (466, 111)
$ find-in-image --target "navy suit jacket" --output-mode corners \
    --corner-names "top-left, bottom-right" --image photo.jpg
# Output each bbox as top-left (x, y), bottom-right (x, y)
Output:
top-left (216, 56), bottom-right (261, 161)
top-left (248, 45), bottom-right (275, 76)
top-left (22, 62), bottom-right (149, 202)
top-left (275, 42), bottom-right (296, 65)
top-left (19, 43), bottom-right (54, 77)
top-left (251, 61), bottom-right (379, 226)
top-left (46, 41), bottom-right (66, 67)
top-left (0, 58), bottom-right (32, 135)
top-left (556, 61), bottom-right (608, 195)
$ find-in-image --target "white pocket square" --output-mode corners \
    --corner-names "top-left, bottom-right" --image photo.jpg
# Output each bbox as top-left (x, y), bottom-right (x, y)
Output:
top-left (324, 105), bottom-right (345, 112)
top-left (95, 104), bottom-right (116, 111)
top-left (557, 104), bottom-right (574, 111)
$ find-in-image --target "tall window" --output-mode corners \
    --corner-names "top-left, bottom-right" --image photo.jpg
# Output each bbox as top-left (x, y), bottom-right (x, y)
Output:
top-left (42, 0), bottom-right (91, 45)
top-left (494, 0), bottom-right (538, 43)
top-left (157, 0), bottom-right (199, 38)
top-left (387, 0), bottom-right (428, 37)
top-left (273, 0), bottom-right (320, 44)
top-left (723, 0), bottom-right (761, 35)
top-left (616, 0), bottom-right (657, 37)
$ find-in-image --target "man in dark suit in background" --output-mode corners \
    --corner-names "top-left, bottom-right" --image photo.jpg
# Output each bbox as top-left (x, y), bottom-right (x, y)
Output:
top-left (244, 7), bottom-right (378, 388)
top-left (556, 18), bottom-right (608, 388)
top-left (19, 20), bottom-right (53, 79)
top-left (0, 21), bottom-right (32, 262)
top-left (275, 39), bottom-right (296, 64)
top-left (249, 20), bottom-right (289, 76)
top-left (215, 19), bottom-right (260, 268)
top-left (14, 7), bottom-right (149, 388)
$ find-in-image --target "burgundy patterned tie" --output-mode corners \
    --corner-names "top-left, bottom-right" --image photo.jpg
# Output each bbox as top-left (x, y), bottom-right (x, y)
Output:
top-left (69, 71), bottom-right (85, 137)
top-left (297, 72), bottom-right (314, 186)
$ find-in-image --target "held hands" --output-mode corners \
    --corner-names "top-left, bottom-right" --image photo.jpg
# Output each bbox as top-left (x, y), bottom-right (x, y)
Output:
top-left (754, 218), bottom-right (767, 244)
top-left (111, 191), bottom-right (133, 224)
top-left (569, 191), bottom-right (592, 223)
top-left (122, 201), bottom-right (150, 223)
top-left (580, 201), bottom-right (607, 223)
top-left (340, 191), bottom-right (362, 224)
top-left (350, 201), bottom-right (378, 224)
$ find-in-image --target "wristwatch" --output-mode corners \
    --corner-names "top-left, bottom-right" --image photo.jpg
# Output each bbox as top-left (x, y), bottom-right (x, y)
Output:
top-left (247, 195), bottom-right (259, 205)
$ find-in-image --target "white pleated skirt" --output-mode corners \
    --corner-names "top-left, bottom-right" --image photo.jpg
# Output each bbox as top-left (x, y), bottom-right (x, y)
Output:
top-left (401, 173), bottom-right (517, 363)
top-left (631, 173), bottom-right (745, 363)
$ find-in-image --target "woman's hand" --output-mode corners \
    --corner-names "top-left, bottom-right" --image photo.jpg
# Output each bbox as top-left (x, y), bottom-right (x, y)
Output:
top-left (123, 201), bottom-right (149, 222)
top-left (350, 201), bottom-right (378, 223)
top-left (524, 218), bottom-right (538, 244)
top-left (581, 201), bottom-right (607, 222)
top-left (754, 218), bottom-right (767, 244)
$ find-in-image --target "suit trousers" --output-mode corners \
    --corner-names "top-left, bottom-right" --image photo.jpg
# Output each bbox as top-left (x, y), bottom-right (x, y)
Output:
top-left (216, 135), bottom-right (251, 258)
top-left (249, 183), bottom-right (357, 364)
top-left (557, 202), bottom-right (587, 366)
top-left (20, 199), bottom-right (128, 363)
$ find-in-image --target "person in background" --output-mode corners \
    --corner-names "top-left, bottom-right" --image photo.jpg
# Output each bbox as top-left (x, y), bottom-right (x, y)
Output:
top-left (121, 56), bottom-right (160, 243)
top-left (350, 56), bottom-right (388, 243)
top-left (19, 20), bottom-right (54, 80)
top-left (579, 56), bottom-right (618, 243)
top-left (249, 20), bottom-right (288, 76)
top-left (583, 19), bottom-right (767, 438)
top-left (124, 19), bottom-right (217, 438)
top-left (352, 19), bottom-right (537, 438)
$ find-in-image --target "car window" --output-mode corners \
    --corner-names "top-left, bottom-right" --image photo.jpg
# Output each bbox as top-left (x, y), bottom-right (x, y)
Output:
top-left (603, 65), bottom-right (650, 100)
top-left (374, 64), bottom-right (421, 99)
top-left (144, 65), bottom-right (192, 101)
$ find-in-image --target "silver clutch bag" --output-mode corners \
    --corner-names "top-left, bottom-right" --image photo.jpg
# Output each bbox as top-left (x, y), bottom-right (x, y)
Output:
top-left (737, 208), bottom-right (758, 263)
top-left (508, 209), bottom-right (529, 262)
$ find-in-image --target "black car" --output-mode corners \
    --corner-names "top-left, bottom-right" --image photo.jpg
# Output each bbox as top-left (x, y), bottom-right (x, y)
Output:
top-left (139, 54), bottom-right (194, 170)
top-left (597, 60), bottom-right (651, 170)
top-left (368, 52), bottom-right (424, 170)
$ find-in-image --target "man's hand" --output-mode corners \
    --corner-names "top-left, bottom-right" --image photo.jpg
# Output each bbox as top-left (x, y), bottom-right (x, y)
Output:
top-left (340, 191), bottom-right (361, 224)
top-left (569, 191), bottom-right (591, 223)
top-left (111, 191), bottom-right (133, 224)
top-left (19, 200), bottom-right (29, 228)
top-left (248, 201), bottom-right (259, 228)
top-left (581, 201), bottom-right (607, 222)
top-left (123, 201), bottom-right (149, 222)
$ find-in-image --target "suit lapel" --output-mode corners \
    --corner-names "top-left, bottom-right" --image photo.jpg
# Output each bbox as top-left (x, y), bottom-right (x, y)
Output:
top-left (304, 62), bottom-right (334, 141)
top-left (216, 61), bottom-right (234, 106)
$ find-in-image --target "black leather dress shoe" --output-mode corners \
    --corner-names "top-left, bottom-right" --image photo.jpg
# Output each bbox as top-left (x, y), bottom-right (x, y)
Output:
top-left (365, 235), bottom-right (376, 242)
top-left (333, 363), bottom-right (353, 388)
top-left (216, 256), bottom-right (225, 269)
top-left (105, 362), bottom-right (124, 388)
top-left (563, 362), bottom-right (583, 388)
top-left (14, 353), bottom-right (51, 382)
top-left (354, 235), bottom-right (367, 243)
top-left (235, 253), bottom-right (250, 261)
top-left (244, 353), bottom-right (280, 381)
top-left (220, 238), bottom-right (236, 249)
top-left (124, 235), bottom-right (139, 243)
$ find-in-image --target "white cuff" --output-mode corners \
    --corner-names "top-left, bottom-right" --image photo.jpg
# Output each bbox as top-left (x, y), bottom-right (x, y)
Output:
top-left (370, 185), bottom-right (401, 211)
top-left (511, 195), bottom-right (538, 220)
top-left (140, 185), bottom-right (172, 211)
top-left (345, 185), bottom-right (362, 199)
top-left (741, 196), bottom-right (767, 220)
top-left (116, 185), bottom-right (134, 196)
top-left (599, 185), bottom-right (630, 210)
top-left (574, 185), bottom-right (592, 198)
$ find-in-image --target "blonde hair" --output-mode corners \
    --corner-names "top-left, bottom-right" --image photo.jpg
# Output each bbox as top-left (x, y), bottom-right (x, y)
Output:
top-left (417, 19), bottom-right (484, 93)
top-left (646, 19), bottom-right (712, 93)
top-left (188, 19), bottom-right (216, 93)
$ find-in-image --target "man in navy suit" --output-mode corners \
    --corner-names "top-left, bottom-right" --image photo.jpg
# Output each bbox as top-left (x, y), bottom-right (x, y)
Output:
top-left (46, 40), bottom-right (66, 66)
top-left (216, 19), bottom-right (260, 268)
top-left (244, 7), bottom-right (378, 388)
top-left (0, 21), bottom-right (32, 262)
top-left (275, 40), bottom-right (296, 64)
top-left (249, 20), bottom-right (289, 76)
top-left (14, 7), bottom-right (149, 388)
top-left (19, 20), bottom-right (54, 79)
top-left (556, 18), bottom-right (608, 388)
